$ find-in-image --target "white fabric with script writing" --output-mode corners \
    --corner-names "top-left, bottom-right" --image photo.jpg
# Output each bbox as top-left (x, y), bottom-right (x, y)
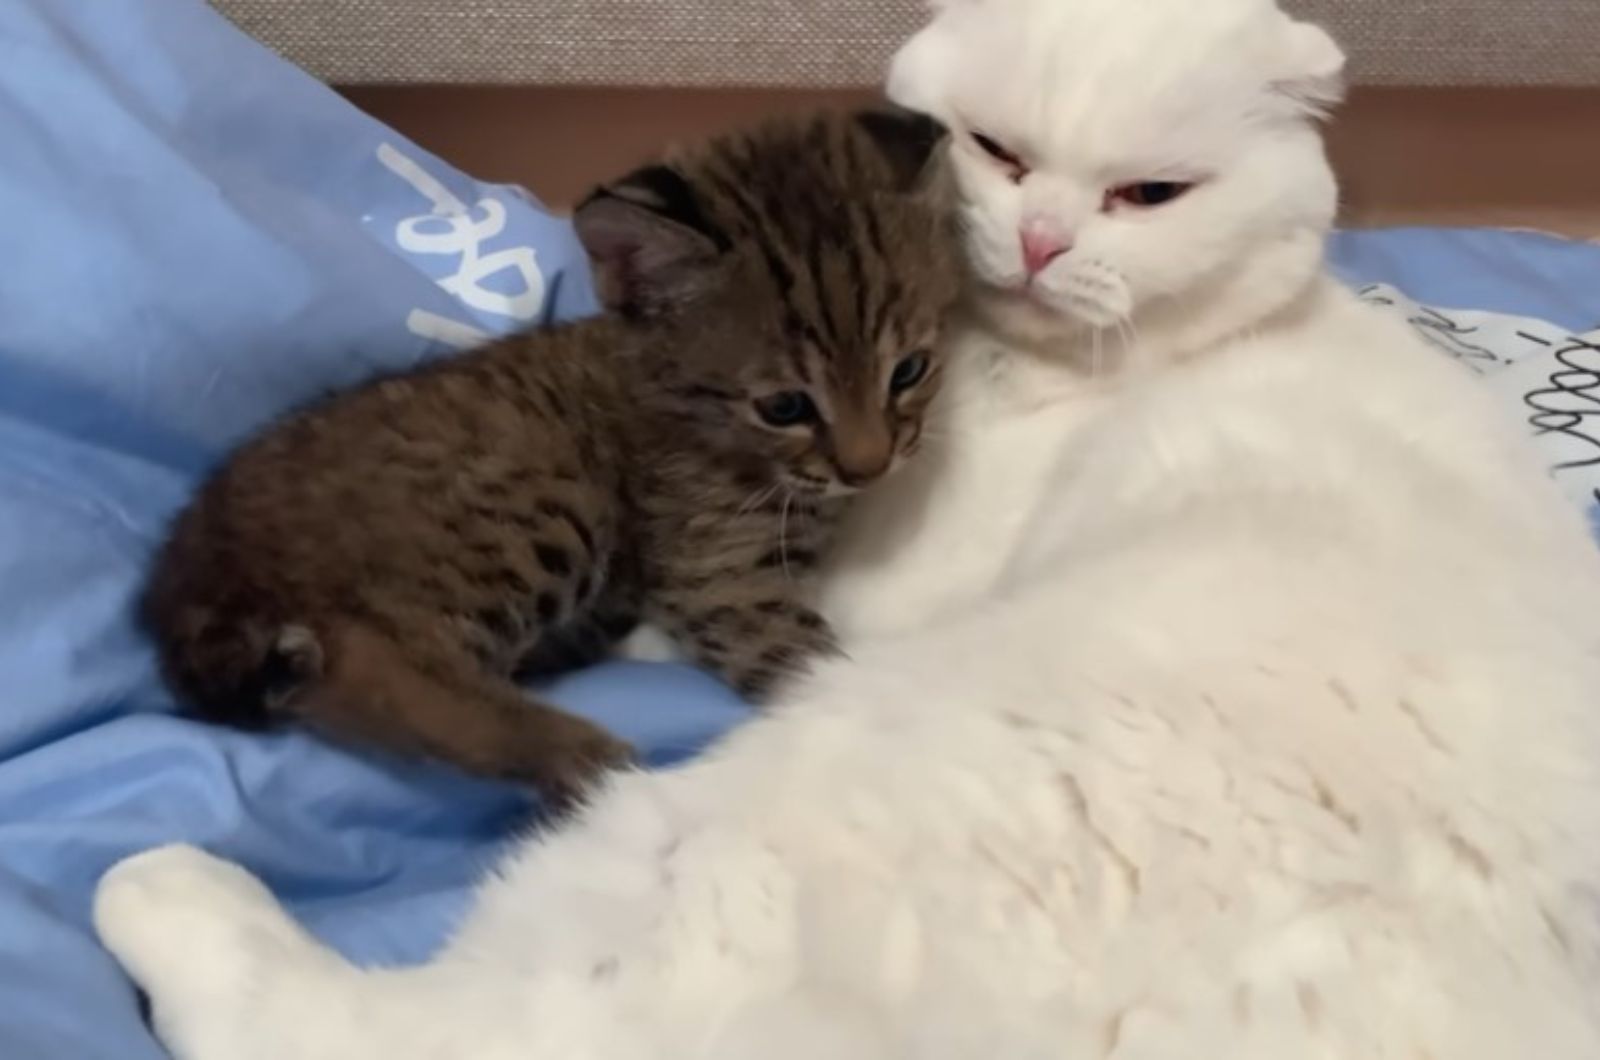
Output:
top-left (1358, 284), bottom-right (1600, 518)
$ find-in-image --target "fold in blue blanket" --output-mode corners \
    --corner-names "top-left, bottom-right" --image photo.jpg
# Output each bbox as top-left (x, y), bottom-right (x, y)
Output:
top-left (4, 3), bottom-right (1600, 1058)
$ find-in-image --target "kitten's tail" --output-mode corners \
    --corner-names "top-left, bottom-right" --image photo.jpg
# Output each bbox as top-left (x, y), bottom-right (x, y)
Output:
top-left (144, 574), bottom-right (325, 729)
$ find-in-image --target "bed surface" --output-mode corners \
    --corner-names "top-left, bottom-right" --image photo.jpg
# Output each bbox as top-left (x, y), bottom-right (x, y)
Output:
top-left (3, 3), bottom-right (1599, 1059)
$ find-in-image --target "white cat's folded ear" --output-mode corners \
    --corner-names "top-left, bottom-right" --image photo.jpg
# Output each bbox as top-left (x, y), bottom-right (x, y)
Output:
top-left (887, 20), bottom-right (957, 115)
top-left (1273, 19), bottom-right (1347, 117)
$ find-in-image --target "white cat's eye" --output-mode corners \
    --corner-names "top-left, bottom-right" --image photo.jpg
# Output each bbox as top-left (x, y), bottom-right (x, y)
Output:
top-left (1108, 181), bottom-right (1196, 209)
top-left (970, 132), bottom-right (1027, 183)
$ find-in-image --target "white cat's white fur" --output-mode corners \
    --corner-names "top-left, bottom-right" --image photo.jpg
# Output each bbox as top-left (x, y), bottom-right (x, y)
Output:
top-left (95, 0), bottom-right (1600, 1056)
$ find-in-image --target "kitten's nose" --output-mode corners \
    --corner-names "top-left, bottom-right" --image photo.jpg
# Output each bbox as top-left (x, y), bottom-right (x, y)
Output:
top-left (832, 423), bottom-right (894, 488)
top-left (835, 451), bottom-right (892, 488)
top-left (1020, 220), bottom-right (1072, 277)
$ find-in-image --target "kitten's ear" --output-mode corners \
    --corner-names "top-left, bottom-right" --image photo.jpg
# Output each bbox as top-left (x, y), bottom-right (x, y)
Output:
top-left (854, 107), bottom-right (949, 192)
top-left (573, 165), bottom-right (729, 318)
top-left (1272, 19), bottom-right (1347, 117)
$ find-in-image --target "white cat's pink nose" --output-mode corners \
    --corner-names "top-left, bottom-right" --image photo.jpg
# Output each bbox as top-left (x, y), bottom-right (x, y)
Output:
top-left (1020, 222), bottom-right (1072, 276)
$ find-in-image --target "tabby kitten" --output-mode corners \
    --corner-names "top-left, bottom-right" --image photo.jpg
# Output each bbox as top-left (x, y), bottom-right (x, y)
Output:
top-left (145, 109), bottom-right (961, 803)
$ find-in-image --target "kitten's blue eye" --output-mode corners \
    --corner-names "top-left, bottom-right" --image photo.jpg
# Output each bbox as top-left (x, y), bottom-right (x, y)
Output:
top-left (1111, 181), bottom-right (1195, 208)
top-left (754, 391), bottom-right (818, 428)
top-left (890, 352), bottom-right (931, 394)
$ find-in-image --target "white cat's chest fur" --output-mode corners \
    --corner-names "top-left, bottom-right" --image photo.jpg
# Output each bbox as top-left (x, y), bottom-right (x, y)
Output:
top-left (820, 320), bottom-right (1115, 639)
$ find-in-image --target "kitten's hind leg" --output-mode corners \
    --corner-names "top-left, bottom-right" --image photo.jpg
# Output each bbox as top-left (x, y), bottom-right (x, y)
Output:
top-left (293, 621), bottom-right (634, 806)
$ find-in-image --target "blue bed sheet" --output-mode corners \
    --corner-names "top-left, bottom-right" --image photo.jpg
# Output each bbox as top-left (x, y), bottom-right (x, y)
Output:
top-left (0, 2), bottom-right (741, 1057)
top-left (1329, 228), bottom-right (1600, 335)
top-left (2, 2), bottom-right (1600, 1057)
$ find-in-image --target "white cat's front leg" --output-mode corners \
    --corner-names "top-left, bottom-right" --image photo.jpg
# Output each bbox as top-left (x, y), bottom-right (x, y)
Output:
top-left (95, 845), bottom-right (361, 1060)
top-left (97, 846), bottom-right (630, 1060)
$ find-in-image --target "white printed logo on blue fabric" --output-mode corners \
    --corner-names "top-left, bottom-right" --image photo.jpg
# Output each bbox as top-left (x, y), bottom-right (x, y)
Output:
top-left (377, 143), bottom-right (546, 350)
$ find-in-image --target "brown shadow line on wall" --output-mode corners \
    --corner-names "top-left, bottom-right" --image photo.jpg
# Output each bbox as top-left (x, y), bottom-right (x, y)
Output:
top-left (341, 85), bottom-right (1600, 238)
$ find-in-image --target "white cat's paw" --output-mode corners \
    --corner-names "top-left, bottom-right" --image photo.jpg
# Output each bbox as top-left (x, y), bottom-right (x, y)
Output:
top-left (95, 845), bottom-right (314, 1060)
top-left (96, 844), bottom-right (279, 986)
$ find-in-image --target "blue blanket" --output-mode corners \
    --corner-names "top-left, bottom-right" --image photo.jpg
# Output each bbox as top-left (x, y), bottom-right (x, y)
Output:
top-left (3, 2), bottom-right (1600, 1057)
top-left (0, 3), bottom-right (745, 1056)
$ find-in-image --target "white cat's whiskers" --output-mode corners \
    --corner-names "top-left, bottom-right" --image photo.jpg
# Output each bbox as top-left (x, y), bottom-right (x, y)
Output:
top-left (1114, 316), bottom-right (1140, 365)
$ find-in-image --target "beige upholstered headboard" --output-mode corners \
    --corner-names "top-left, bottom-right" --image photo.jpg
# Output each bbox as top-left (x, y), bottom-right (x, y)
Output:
top-left (213, 0), bottom-right (1600, 89)
top-left (210, 1), bottom-right (1600, 236)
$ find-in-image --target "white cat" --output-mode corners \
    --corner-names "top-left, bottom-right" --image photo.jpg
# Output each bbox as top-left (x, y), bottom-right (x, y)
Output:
top-left (95, 1), bottom-right (1600, 1057)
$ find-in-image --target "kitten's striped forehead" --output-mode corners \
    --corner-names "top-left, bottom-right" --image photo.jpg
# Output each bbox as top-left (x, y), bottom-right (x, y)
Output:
top-left (672, 115), bottom-right (955, 378)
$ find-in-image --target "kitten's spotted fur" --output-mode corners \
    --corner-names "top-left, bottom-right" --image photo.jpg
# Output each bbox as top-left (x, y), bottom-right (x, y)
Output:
top-left (146, 109), bottom-right (959, 802)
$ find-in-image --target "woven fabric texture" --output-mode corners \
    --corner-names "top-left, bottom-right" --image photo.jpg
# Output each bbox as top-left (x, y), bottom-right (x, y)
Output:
top-left (212, 0), bottom-right (1600, 88)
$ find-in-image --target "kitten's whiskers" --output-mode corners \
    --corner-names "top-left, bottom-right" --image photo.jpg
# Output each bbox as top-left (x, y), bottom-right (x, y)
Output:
top-left (778, 489), bottom-right (795, 580)
top-left (735, 482), bottom-right (781, 519)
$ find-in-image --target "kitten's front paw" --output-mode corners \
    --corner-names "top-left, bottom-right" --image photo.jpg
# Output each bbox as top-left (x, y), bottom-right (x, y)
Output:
top-left (731, 618), bottom-right (841, 705)
top-left (95, 845), bottom-right (312, 1060)
top-left (533, 721), bottom-right (637, 812)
